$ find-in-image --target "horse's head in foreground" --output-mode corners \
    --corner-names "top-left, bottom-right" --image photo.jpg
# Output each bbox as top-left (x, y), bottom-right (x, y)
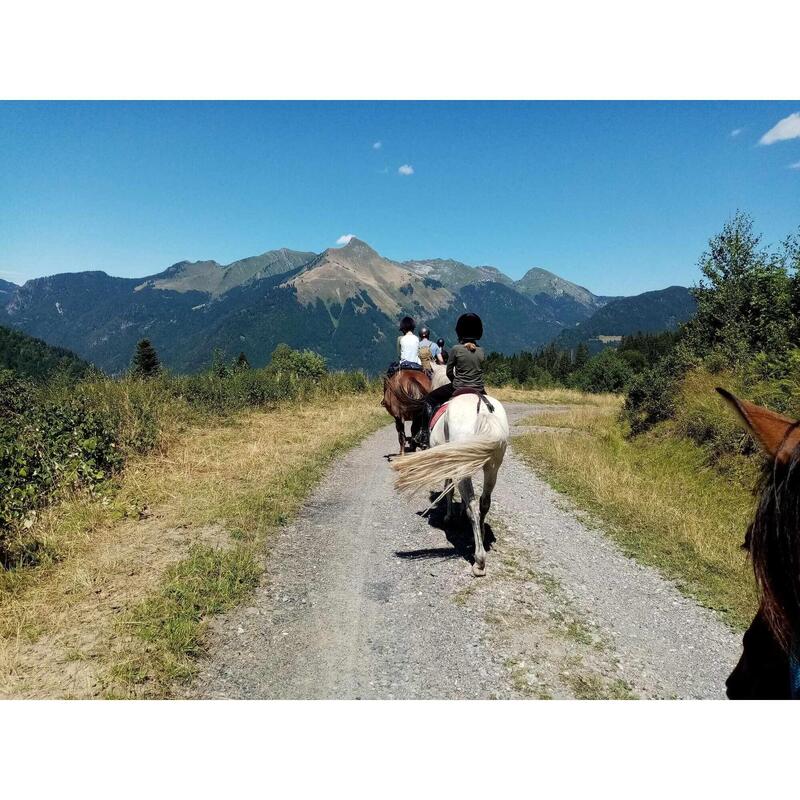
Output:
top-left (719, 388), bottom-right (800, 698)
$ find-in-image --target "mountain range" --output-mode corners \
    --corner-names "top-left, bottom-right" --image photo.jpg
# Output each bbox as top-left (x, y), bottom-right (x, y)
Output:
top-left (0, 239), bottom-right (695, 374)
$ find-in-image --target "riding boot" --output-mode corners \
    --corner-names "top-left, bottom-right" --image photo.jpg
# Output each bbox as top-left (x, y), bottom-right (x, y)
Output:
top-left (416, 401), bottom-right (433, 448)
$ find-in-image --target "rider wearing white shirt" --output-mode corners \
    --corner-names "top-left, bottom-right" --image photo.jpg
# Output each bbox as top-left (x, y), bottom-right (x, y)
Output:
top-left (397, 316), bottom-right (421, 365)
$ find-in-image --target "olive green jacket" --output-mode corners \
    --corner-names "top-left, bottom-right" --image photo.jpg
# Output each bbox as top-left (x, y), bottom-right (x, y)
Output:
top-left (446, 343), bottom-right (485, 392)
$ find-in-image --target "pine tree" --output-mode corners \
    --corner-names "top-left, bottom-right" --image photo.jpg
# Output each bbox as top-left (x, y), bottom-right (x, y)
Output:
top-left (211, 348), bottom-right (230, 378)
top-left (574, 342), bottom-right (589, 370)
top-left (235, 351), bottom-right (250, 371)
top-left (131, 339), bottom-right (161, 378)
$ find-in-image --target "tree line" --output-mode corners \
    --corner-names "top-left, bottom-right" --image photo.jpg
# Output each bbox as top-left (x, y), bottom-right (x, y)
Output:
top-left (484, 331), bottom-right (679, 393)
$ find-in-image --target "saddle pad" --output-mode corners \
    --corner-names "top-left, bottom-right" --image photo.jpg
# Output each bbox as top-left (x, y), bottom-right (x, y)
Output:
top-left (429, 403), bottom-right (448, 430)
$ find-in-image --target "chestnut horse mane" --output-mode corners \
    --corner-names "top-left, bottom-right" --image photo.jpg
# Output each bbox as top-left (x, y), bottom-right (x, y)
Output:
top-left (749, 440), bottom-right (800, 651)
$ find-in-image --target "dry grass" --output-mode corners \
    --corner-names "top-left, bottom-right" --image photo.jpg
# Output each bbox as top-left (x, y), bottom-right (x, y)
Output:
top-left (0, 393), bottom-right (387, 698)
top-left (517, 401), bottom-right (622, 434)
top-left (489, 385), bottom-right (620, 407)
top-left (514, 400), bottom-right (759, 629)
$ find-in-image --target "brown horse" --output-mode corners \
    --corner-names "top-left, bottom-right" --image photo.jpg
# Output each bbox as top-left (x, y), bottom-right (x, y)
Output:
top-left (381, 369), bottom-right (431, 455)
top-left (718, 388), bottom-right (800, 699)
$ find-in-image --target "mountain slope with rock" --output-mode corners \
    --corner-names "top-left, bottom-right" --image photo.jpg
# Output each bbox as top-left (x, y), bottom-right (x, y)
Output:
top-left (1, 239), bottom-right (693, 373)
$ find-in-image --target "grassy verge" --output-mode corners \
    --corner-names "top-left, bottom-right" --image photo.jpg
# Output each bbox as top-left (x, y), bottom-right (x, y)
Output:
top-left (489, 385), bottom-right (620, 407)
top-left (0, 393), bottom-right (387, 698)
top-left (513, 399), bottom-right (759, 629)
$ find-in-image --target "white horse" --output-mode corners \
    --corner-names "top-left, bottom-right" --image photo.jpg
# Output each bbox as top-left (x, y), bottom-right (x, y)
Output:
top-left (392, 391), bottom-right (509, 576)
top-left (430, 362), bottom-right (449, 389)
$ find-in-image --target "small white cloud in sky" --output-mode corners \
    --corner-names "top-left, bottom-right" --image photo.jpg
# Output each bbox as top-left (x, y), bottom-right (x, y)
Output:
top-left (730, 128), bottom-right (743, 138)
top-left (372, 141), bottom-right (382, 150)
top-left (789, 161), bottom-right (800, 170)
top-left (398, 164), bottom-right (414, 176)
top-left (759, 112), bottom-right (800, 145)
top-left (336, 234), bottom-right (356, 245)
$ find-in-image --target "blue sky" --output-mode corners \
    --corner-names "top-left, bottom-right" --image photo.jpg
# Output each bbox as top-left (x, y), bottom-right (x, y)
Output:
top-left (0, 101), bottom-right (798, 295)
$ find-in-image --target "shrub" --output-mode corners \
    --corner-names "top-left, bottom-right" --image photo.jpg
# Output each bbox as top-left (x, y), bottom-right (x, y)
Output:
top-left (268, 343), bottom-right (328, 379)
top-left (623, 364), bottom-right (679, 434)
top-left (573, 349), bottom-right (634, 394)
top-left (1, 349), bottom-right (374, 564)
top-left (1, 376), bottom-right (128, 561)
top-left (682, 212), bottom-right (797, 368)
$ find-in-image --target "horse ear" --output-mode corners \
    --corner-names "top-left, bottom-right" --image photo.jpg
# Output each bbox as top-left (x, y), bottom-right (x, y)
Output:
top-left (716, 388), bottom-right (800, 462)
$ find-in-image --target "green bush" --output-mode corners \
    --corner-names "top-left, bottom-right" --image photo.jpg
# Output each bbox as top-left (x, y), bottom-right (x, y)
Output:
top-left (623, 364), bottom-right (679, 434)
top-left (573, 349), bottom-right (634, 394)
top-left (267, 343), bottom-right (328, 379)
top-left (0, 347), bottom-right (375, 564)
top-left (1, 371), bottom-right (127, 561)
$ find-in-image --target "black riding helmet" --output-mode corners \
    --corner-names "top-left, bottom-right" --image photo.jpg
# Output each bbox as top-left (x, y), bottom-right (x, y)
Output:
top-left (420, 326), bottom-right (430, 339)
top-left (436, 338), bottom-right (445, 347)
top-left (455, 312), bottom-right (483, 341)
top-left (399, 316), bottom-right (416, 334)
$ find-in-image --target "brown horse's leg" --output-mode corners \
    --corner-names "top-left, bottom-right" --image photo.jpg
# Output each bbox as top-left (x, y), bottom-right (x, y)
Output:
top-left (395, 417), bottom-right (406, 455)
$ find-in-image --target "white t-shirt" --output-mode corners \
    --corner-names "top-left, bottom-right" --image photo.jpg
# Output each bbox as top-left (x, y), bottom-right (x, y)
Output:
top-left (398, 332), bottom-right (421, 364)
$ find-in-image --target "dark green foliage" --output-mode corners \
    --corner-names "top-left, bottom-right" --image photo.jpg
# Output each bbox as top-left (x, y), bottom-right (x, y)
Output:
top-left (618, 330), bottom-right (680, 366)
top-left (0, 370), bottom-right (126, 563)
top-left (0, 324), bottom-right (93, 382)
top-left (623, 215), bottom-right (800, 448)
top-left (267, 343), bottom-right (328, 379)
top-left (572, 349), bottom-right (634, 393)
top-left (131, 339), bottom-right (161, 378)
top-left (574, 342), bottom-right (589, 370)
top-left (0, 346), bottom-right (374, 563)
top-left (557, 286), bottom-right (696, 353)
top-left (623, 360), bottom-right (681, 434)
top-left (681, 212), bottom-right (797, 367)
top-left (234, 352), bottom-right (250, 371)
top-left (484, 332), bottom-right (669, 394)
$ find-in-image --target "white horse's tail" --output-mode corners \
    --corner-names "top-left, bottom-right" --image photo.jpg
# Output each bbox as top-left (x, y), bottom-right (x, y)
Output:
top-left (392, 411), bottom-right (507, 495)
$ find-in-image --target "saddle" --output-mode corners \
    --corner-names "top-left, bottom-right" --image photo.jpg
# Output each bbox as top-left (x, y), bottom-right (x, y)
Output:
top-left (386, 360), bottom-right (424, 378)
top-left (429, 388), bottom-right (494, 430)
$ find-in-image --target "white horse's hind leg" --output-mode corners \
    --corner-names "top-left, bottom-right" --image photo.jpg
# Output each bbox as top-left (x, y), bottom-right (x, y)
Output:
top-left (459, 477), bottom-right (486, 577)
top-left (480, 463), bottom-right (499, 528)
top-left (443, 479), bottom-right (455, 523)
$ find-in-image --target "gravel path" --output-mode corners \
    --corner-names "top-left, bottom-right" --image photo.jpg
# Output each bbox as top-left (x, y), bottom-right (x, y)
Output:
top-left (187, 403), bottom-right (741, 699)
top-left (496, 405), bottom-right (741, 698)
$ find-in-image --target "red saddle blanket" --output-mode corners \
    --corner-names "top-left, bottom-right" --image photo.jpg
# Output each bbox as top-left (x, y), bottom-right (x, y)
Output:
top-left (429, 388), bottom-right (491, 430)
top-left (429, 404), bottom-right (449, 430)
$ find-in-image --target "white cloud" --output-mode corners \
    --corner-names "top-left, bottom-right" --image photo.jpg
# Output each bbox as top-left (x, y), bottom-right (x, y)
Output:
top-left (759, 112), bottom-right (800, 145)
top-left (789, 161), bottom-right (800, 170)
top-left (372, 141), bottom-right (382, 150)
top-left (398, 164), bottom-right (414, 176)
top-left (730, 128), bottom-right (743, 138)
top-left (336, 233), bottom-right (356, 245)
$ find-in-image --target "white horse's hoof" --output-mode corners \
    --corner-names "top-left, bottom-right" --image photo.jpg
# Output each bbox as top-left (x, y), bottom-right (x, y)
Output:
top-left (472, 562), bottom-right (486, 577)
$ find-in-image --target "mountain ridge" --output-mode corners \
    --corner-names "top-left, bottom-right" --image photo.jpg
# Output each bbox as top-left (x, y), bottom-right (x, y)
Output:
top-left (1, 239), bottom-right (693, 373)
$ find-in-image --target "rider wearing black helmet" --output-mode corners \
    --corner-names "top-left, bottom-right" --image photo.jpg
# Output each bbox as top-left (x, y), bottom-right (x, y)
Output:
top-left (436, 337), bottom-right (448, 364)
top-left (418, 326), bottom-right (439, 373)
top-left (415, 312), bottom-right (486, 447)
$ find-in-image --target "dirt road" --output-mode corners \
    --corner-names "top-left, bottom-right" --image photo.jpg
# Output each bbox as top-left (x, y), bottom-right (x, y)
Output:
top-left (187, 403), bottom-right (741, 699)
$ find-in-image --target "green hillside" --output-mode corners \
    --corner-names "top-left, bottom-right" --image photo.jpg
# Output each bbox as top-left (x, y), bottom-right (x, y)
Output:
top-left (556, 286), bottom-right (696, 352)
top-left (0, 324), bottom-right (94, 381)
